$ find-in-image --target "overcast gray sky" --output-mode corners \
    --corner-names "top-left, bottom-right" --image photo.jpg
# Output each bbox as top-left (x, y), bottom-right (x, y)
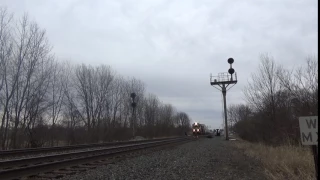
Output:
top-left (1, 0), bottom-right (317, 129)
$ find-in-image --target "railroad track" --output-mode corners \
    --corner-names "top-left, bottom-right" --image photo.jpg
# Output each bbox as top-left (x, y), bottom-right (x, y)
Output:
top-left (0, 137), bottom-right (191, 180)
top-left (0, 136), bottom-right (181, 158)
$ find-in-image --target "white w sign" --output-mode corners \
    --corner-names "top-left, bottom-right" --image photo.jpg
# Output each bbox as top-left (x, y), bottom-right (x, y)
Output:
top-left (299, 116), bottom-right (318, 145)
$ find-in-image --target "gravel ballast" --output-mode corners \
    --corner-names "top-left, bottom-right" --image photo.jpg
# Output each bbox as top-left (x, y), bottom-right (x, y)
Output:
top-left (60, 137), bottom-right (268, 180)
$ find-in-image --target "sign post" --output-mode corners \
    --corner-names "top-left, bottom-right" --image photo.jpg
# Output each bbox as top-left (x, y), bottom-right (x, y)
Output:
top-left (299, 116), bottom-right (318, 179)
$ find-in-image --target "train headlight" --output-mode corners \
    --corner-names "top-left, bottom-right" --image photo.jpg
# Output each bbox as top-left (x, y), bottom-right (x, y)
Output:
top-left (197, 129), bottom-right (199, 132)
top-left (193, 129), bottom-right (195, 132)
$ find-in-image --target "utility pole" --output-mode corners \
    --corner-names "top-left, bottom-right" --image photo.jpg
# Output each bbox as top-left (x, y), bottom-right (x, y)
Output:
top-left (210, 58), bottom-right (237, 140)
top-left (130, 93), bottom-right (137, 139)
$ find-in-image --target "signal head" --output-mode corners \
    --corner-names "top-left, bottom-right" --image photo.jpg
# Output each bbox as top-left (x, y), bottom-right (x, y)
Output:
top-left (228, 68), bottom-right (235, 75)
top-left (228, 58), bottom-right (234, 64)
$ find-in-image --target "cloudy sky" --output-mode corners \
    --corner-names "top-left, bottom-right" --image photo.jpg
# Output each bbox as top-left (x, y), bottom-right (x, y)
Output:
top-left (1, 0), bottom-right (317, 129)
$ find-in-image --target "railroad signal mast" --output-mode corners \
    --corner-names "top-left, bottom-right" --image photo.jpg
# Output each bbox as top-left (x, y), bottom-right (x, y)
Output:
top-left (130, 93), bottom-right (137, 138)
top-left (210, 58), bottom-right (237, 140)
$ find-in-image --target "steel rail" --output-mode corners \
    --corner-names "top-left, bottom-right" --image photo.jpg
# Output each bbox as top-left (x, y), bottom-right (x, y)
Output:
top-left (0, 137), bottom-right (186, 169)
top-left (0, 137), bottom-right (190, 180)
top-left (0, 136), bottom-right (181, 157)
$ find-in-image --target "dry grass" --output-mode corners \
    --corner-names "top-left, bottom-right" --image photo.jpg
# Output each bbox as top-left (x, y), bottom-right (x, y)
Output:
top-left (232, 138), bottom-right (317, 180)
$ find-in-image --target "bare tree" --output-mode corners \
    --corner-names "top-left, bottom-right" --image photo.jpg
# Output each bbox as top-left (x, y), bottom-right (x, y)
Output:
top-left (73, 64), bottom-right (96, 142)
top-left (143, 93), bottom-right (160, 137)
top-left (62, 62), bottom-right (85, 144)
top-left (0, 7), bottom-right (194, 148)
top-left (233, 54), bottom-right (318, 145)
top-left (175, 112), bottom-right (191, 134)
top-left (243, 54), bottom-right (281, 141)
top-left (47, 61), bottom-right (65, 146)
top-left (277, 55), bottom-right (318, 115)
top-left (12, 15), bottom-right (53, 148)
top-left (158, 104), bottom-right (176, 136)
top-left (0, 7), bottom-right (13, 96)
top-left (0, 7), bottom-right (13, 149)
top-left (95, 65), bottom-right (115, 141)
top-left (0, 12), bottom-right (53, 149)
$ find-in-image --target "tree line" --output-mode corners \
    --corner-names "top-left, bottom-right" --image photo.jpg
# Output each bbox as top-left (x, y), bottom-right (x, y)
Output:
top-left (228, 54), bottom-right (318, 145)
top-left (0, 8), bottom-right (192, 150)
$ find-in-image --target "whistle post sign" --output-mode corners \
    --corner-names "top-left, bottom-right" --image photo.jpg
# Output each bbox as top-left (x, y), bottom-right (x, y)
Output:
top-left (299, 116), bottom-right (318, 146)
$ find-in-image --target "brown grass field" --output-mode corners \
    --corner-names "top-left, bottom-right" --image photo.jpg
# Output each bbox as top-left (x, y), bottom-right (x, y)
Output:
top-left (232, 137), bottom-right (317, 180)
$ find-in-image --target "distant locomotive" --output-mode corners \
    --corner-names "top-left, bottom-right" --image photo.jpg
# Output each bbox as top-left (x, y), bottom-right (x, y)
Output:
top-left (192, 122), bottom-right (207, 136)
